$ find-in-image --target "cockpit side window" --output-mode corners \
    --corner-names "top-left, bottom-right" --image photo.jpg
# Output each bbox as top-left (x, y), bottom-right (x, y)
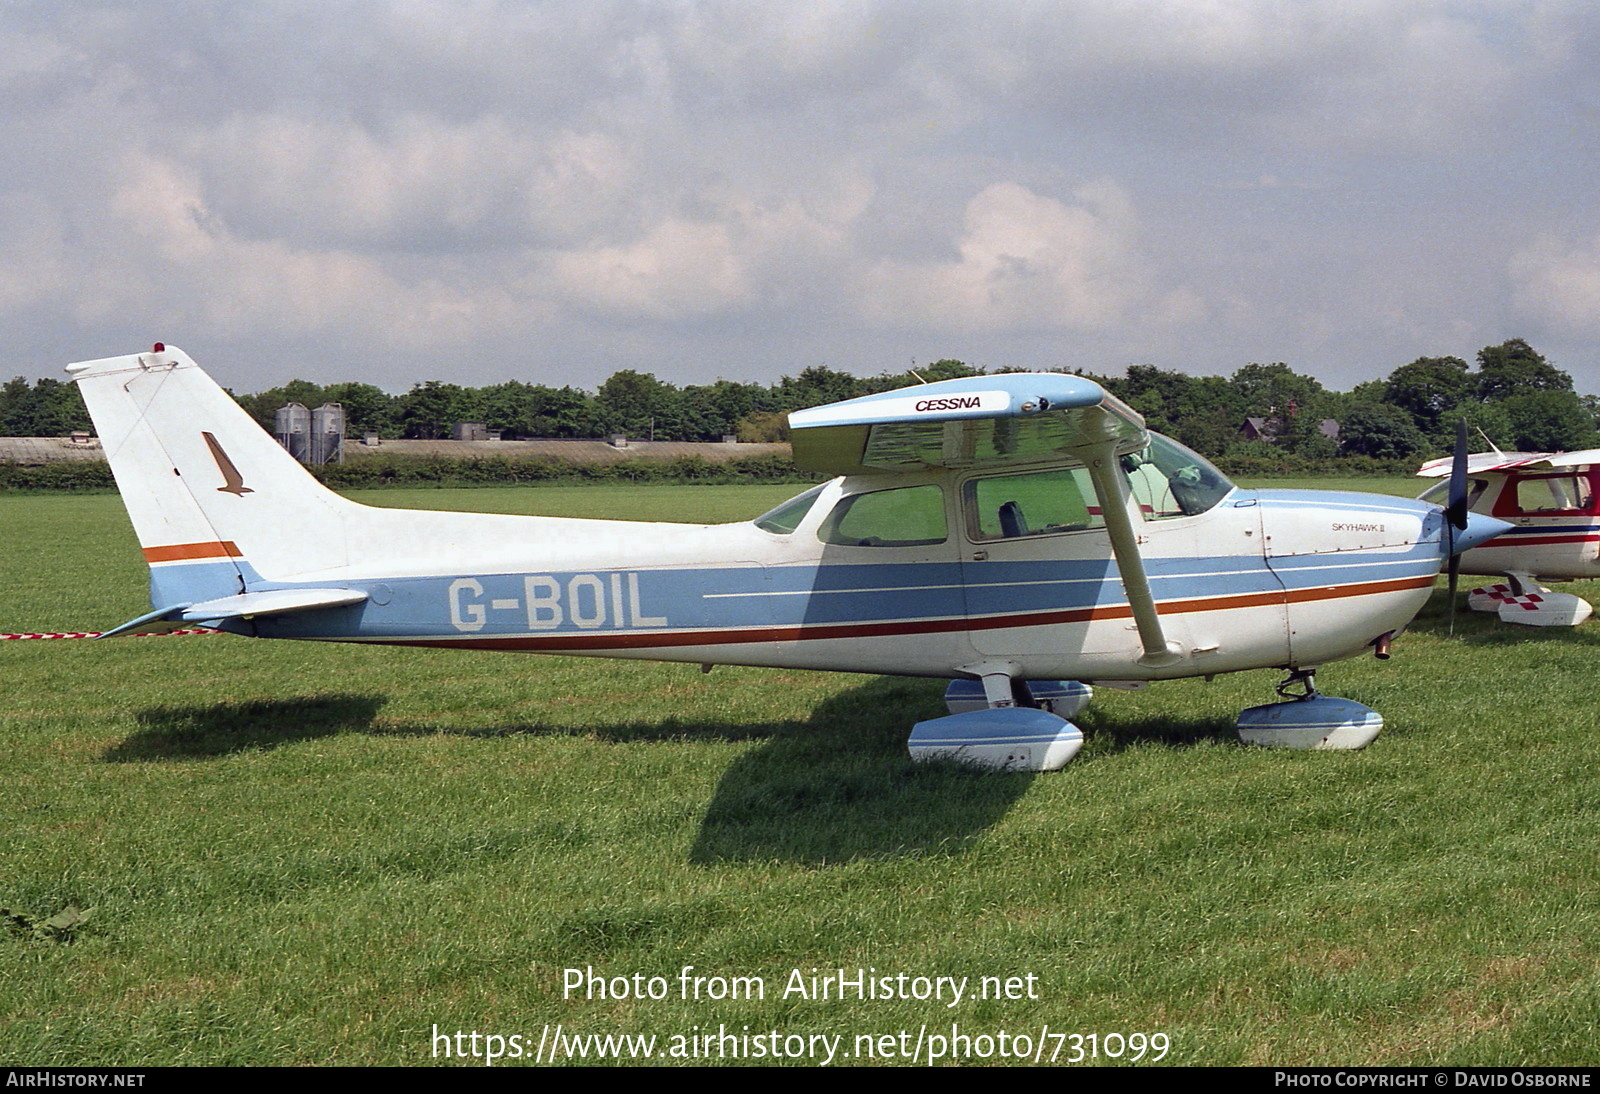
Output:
top-left (1420, 478), bottom-right (1488, 509)
top-left (966, 468), bottom-right (1103, 540)
top-left (1504, 473), bottom-right (1597, 515)
top-left (963, 434), bottom-right (1233, 539)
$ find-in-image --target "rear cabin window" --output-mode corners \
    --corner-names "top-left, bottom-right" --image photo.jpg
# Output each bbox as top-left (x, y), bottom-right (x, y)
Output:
top-left (819, 485), bottom-right (947, 547)
top-left (754, 485), bottom-right (825, 534)
top-left (966, 468), bottom-right (1102, 540)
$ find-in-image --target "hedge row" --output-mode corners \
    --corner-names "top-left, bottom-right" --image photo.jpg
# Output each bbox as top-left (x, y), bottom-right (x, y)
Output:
top-left (0, 452), bottom-right (819, 492)
top-left (313, 451), bottom-right (817, 488)
top-left (0, 461), bottom-right (117, 491)
top-left (0, 447), bottom-right (1423, 493)
top-left (1214, 453), bottom-right (1423, 476)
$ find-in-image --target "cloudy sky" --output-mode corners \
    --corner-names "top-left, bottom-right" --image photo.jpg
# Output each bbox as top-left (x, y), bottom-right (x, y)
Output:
top-left (4, 1), bottom-right (1599, 396)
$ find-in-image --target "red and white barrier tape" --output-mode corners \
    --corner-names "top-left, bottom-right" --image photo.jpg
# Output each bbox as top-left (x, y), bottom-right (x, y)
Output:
top-left (0, 629), bottom-right (217, 640)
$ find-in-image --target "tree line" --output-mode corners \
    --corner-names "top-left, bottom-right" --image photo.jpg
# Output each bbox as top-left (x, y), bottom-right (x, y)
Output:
top-left (3, 340), bottom-right (1595, 462)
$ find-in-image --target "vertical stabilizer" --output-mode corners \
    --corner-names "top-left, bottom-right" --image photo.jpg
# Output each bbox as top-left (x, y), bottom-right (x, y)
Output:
top-left (67, 345), bottom-right (359, 606)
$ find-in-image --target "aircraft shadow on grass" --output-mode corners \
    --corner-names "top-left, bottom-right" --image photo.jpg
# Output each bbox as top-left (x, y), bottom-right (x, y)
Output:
top-left (686, 678), bottom-right (1236, 865)
top-left (102, 692), bottom-right (777, 762)
top-left (105, 677), bottom-right (1235, 863)
top-left (687, 675), bottom-right (1029, 865)
top-left (105, 694), bottom-right (392, 762)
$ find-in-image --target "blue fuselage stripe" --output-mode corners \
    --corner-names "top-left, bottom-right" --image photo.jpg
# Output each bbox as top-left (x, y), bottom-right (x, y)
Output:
top-left (229, 546), bottom-right (1438, 645)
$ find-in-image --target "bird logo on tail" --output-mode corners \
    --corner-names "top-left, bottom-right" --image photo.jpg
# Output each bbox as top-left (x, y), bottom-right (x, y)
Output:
top-left (203, 431), bottom-right (254, 496)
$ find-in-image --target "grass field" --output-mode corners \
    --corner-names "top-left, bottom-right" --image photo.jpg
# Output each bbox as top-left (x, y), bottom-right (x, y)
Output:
top-left (3, 479), bottom-right (1599, 1066)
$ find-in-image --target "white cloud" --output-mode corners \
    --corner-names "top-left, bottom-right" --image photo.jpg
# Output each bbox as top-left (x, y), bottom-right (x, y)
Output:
top-left (98, 151), bottom-right (502, 349)
top-left (2, 2), bottom-right (1599, 391)
top-left (670, 0), bottom-right (897, 101)
top-left (0, 195), bottom-right (70, 316)
top-left (950, 1), bottom-right (1518, 155)
top-left (185, 113), bottom-right (550, 250)
top-left (549, 216), bottom-right (749, 320)
top-left (856, 181), bottom-right (1162, 333)
top-left (1511, 234), bottom-right (1600, 334)
top-left (545, 173), bottom-right (870, 321)
top-left (525, 131), bottom-right (642, 243)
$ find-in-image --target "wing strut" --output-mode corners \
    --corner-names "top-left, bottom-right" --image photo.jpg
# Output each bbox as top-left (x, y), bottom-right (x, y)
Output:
top-left (1083, 442), bottom-right (1183, 668)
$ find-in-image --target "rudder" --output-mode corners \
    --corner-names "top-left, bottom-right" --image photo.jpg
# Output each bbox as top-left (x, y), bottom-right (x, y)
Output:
top-left (68, 344), bottom-right (360, 607)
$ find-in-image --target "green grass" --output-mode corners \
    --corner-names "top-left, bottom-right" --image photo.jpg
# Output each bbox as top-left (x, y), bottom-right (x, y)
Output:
top-left (2, 482), bottom-right (1598, 1066)
top-left (1235, 474), bottom-right (1422, 497)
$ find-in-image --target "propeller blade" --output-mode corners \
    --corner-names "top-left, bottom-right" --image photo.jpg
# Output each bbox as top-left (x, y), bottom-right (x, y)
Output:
top-left (1444, 418), bottom-right (1469, 633)
top-left (1446, 418), bottom-right (1469, 532)
top-left (1448, 551), bottom-right (1460, 635)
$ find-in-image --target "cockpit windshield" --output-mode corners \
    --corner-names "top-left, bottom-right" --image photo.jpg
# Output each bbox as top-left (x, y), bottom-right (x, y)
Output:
top-left (1120, 433), bottom-right (1234, 518)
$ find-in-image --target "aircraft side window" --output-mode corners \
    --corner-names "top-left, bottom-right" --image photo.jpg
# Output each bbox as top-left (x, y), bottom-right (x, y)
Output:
top-left (1512, 474), bottom-right (1594, 514)
top-left (967, 468), bottom-right (1102, 540)
top-left (754, 484), bottom-right (826, 535)
top-left (818, 484), bottom-right (947, 547)
top-left (1420, 478), bottom-right (1488, 508)
top-left (1125, 435), bottom-right (1233, 519)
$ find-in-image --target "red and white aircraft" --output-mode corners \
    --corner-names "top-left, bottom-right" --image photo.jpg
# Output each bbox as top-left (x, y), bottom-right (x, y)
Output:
top-left (1418, 449), bottom-right (1600, 626)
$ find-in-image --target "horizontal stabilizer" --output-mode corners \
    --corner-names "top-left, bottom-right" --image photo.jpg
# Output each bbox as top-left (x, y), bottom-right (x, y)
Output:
top-left (96, 604), bottom-right (199, 639)
top-left (98, 588), bottom-right (368, 639)
top-left (179, 587), bottom-right (369, 621)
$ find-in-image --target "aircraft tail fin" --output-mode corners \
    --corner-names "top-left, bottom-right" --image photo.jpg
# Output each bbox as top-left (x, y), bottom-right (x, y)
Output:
top-left (67, 345), bottom-right (362, 607)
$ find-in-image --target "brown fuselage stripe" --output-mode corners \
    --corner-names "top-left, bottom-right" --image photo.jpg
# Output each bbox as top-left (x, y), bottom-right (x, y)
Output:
top-left (142, 541), bottom-right (242, 563)
top-left (380, 573), bottom-right (1437, 653)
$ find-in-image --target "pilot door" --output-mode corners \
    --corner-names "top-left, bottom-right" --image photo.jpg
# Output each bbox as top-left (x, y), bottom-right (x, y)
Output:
top-left (957, 464), bottom-right (1137, 667)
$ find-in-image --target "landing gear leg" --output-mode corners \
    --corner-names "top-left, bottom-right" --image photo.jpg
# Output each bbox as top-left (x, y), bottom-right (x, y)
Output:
top-left (1274, 668), bottom-right (1317, 701)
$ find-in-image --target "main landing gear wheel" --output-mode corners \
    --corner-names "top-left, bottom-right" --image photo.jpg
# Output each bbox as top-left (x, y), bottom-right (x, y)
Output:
top-left (907, 678), bottom-right (1093, 772)
top-left (1235, 668), bottom-right (1383, 751)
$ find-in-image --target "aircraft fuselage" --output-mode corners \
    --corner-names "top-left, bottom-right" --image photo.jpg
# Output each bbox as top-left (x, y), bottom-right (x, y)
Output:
top-left (197, 473), bottom-right (1447, 684)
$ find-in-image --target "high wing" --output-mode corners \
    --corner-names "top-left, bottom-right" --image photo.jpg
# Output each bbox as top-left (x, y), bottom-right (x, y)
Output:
top-left (788, 373), bottom-right (1147, 476)
top-left (1417, 449), bottom-right (1600, 477)
top-left (790, 373), bottom-right (1179, 667)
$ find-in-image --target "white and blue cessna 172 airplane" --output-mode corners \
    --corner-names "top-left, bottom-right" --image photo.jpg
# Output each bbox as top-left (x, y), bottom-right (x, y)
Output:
top-left (69, 345), bottom-right (1507, 770)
